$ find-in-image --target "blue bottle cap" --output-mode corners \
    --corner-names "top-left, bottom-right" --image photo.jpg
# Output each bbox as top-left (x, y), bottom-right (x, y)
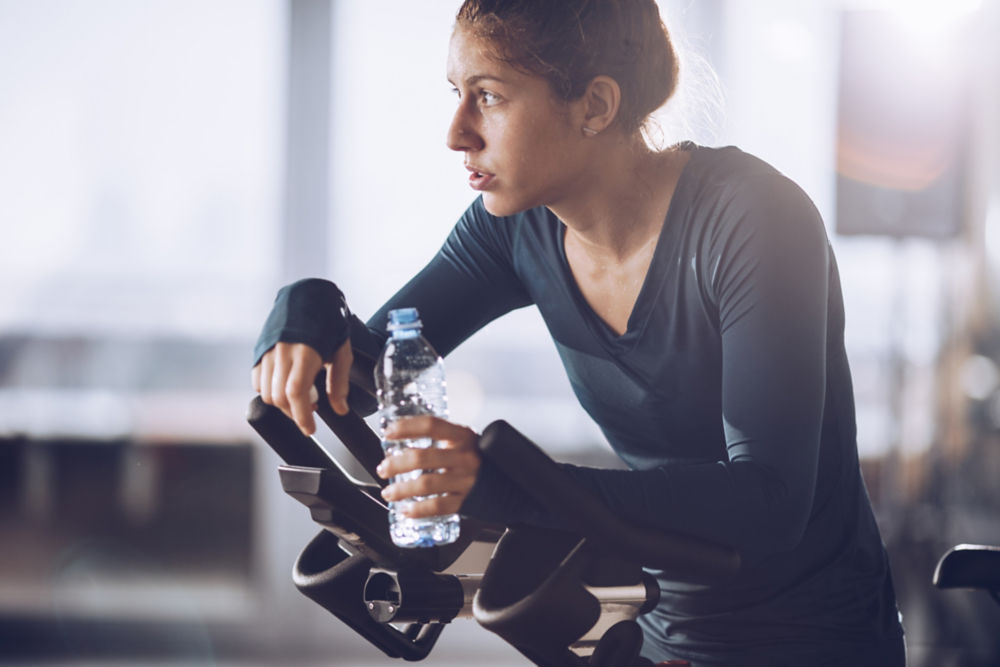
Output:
top-left (387, 307), bottom-right (421, 331)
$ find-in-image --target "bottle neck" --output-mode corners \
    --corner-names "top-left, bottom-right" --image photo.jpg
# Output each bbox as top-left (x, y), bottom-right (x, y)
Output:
top-left (391, 327), bottom-right (420, 340)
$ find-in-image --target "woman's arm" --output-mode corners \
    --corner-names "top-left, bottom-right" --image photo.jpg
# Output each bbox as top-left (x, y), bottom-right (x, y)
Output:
top-left (366, 197), bottom-right (532, 356)
top-left (252, 197), bottom-right (533, 432)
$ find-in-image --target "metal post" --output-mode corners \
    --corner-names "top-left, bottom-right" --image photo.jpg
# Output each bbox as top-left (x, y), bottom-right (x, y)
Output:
top-left (282, 0), bottom-right (332, 283)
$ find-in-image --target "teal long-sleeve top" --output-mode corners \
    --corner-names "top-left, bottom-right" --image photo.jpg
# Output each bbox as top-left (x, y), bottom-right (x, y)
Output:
top-left (254, 144), bottom-right (903, 662)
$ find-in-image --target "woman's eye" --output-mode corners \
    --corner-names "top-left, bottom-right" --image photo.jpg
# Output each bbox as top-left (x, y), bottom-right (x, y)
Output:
top-left (449, 87), bottom-right (499, 106)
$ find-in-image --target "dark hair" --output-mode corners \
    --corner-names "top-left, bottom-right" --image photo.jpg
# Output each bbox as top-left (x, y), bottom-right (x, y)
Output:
top-left (456, 0), bottom-right (679, 134)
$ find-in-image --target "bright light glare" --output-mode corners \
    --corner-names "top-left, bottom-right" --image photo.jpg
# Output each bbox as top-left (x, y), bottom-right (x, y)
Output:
top-left (846, 0), bottom-right (982, 12)
top-left (847, 0), bottom-right (983, 74)
top-left (766, 18), bottom-right (816, 63)
top-left (893, 0), bottom-right (982, 37)
top-left (847, 0), bottom-right (983, 34)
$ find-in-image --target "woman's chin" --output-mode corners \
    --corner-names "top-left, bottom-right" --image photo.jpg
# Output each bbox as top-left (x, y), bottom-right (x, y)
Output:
top-left (481, 192), bottom-right (535, 218)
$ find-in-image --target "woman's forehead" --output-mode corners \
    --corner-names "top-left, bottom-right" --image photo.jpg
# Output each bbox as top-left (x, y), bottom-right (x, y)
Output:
top-left (446, 25), bottom-right (529, 88)
top-left (447, 26), bottom-right (495, 75)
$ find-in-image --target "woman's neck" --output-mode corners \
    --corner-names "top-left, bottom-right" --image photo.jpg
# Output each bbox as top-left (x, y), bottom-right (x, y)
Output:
top-left (549, 137), bottom-right (690, 264)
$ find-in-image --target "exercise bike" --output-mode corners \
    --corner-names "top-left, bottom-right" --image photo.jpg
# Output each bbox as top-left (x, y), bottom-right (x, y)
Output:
top-left (247, 358), bottom-right (741, 666)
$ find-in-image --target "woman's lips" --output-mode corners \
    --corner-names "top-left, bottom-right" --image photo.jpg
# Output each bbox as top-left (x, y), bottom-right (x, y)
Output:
top-left (467, 167), bottom-right (496, 191)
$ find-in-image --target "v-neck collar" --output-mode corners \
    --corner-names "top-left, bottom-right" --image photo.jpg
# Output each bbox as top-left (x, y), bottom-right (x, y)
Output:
top-left (554, 143), bottom-right (702, 353)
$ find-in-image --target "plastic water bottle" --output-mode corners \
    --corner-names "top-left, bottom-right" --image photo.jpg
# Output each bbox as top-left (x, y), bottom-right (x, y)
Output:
top-left (375, 307), bottom-right (460, 548)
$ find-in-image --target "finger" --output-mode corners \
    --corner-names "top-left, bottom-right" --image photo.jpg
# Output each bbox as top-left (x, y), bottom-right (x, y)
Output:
top-left (251, 363), bottom-right (262, 393)
top-left (377, 446), bottom-right (480, 480)
top-left (269, 344), bottom-right (292, 412)
top-left (285, 379), bottom-right (316, 435)
top-left (259, 352), bottom-right (276, 404)
top-left (381, 469), bottom-right (477, 502)
top-left (384, 416), bottom-right (478, 449)
top-left (286, 346), bottom-right (323, 435)
top-left (326, 339), bottom-right (353, 416)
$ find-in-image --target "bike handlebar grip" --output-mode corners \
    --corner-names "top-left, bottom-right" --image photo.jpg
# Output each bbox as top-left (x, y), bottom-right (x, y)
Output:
top-left (247, 395), bottom-right (338, 469)
top-left (933, 544), bottom-right (1000, 590)
top-left (477, 420), bottom-right (740, 582)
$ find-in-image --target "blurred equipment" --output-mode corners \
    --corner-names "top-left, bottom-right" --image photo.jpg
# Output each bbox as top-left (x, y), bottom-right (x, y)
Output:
top-left (835, 8), bottom-right (971, 238)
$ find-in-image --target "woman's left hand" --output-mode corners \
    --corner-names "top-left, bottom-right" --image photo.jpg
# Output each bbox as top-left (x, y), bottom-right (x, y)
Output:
top-left (376, 416), bottom-right (481, 517)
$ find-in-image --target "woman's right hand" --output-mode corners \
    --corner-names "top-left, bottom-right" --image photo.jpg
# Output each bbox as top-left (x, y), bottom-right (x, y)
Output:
top-left (251, 339), bottom-right (354, 435)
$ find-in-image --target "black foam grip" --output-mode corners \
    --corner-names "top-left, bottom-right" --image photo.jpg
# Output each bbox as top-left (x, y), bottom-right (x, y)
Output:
top-left (246, 396), bottom-right (337, 469)
top-left (478, 420), bottom-right (741, 582)
top-left (933, 544), bottom-right (1000, 590)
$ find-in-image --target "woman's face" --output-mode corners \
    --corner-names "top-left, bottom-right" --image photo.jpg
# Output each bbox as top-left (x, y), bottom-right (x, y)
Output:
top-left (446, 25), bottom-right (586, 217)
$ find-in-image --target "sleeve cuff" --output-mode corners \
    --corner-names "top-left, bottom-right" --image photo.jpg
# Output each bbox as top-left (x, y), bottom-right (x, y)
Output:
top-left (252, 278), bottom-right (352, 366)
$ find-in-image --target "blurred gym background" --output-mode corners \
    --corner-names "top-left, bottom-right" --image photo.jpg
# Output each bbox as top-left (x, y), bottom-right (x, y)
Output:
top-left (1, 0), bottom-right (999, 664)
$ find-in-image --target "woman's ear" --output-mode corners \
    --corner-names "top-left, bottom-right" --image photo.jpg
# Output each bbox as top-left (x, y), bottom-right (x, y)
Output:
top-left (579, 75), bottom-right (621, 136)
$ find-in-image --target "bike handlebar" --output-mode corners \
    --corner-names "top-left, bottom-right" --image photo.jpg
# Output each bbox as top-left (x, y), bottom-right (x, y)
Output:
top-left (478, 420), bottom-right (740, 582)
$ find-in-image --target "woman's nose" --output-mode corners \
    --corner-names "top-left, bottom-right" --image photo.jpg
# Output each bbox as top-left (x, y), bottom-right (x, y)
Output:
top-left (446, 104), bottom-right (483, 153)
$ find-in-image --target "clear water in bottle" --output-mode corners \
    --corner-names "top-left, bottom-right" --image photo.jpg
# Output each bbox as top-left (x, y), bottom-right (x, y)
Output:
top-left (375, 308), bottom-right (460, 547)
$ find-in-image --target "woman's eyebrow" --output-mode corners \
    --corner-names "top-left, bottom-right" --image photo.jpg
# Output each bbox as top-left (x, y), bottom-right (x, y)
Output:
top-left (448, 73), bottom-right (508, 87)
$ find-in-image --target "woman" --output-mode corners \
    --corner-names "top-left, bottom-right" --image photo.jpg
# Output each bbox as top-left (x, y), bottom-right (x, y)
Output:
top-left (252, 1), bottom-right (906, 664)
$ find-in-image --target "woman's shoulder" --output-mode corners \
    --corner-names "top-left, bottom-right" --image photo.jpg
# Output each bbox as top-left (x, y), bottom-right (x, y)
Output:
top-left (678, 143), bottom-right (822, 226)
top-left (673, 144), bottom-right (827, 264)
top-left (681, 143), bottom-right (796, 192)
